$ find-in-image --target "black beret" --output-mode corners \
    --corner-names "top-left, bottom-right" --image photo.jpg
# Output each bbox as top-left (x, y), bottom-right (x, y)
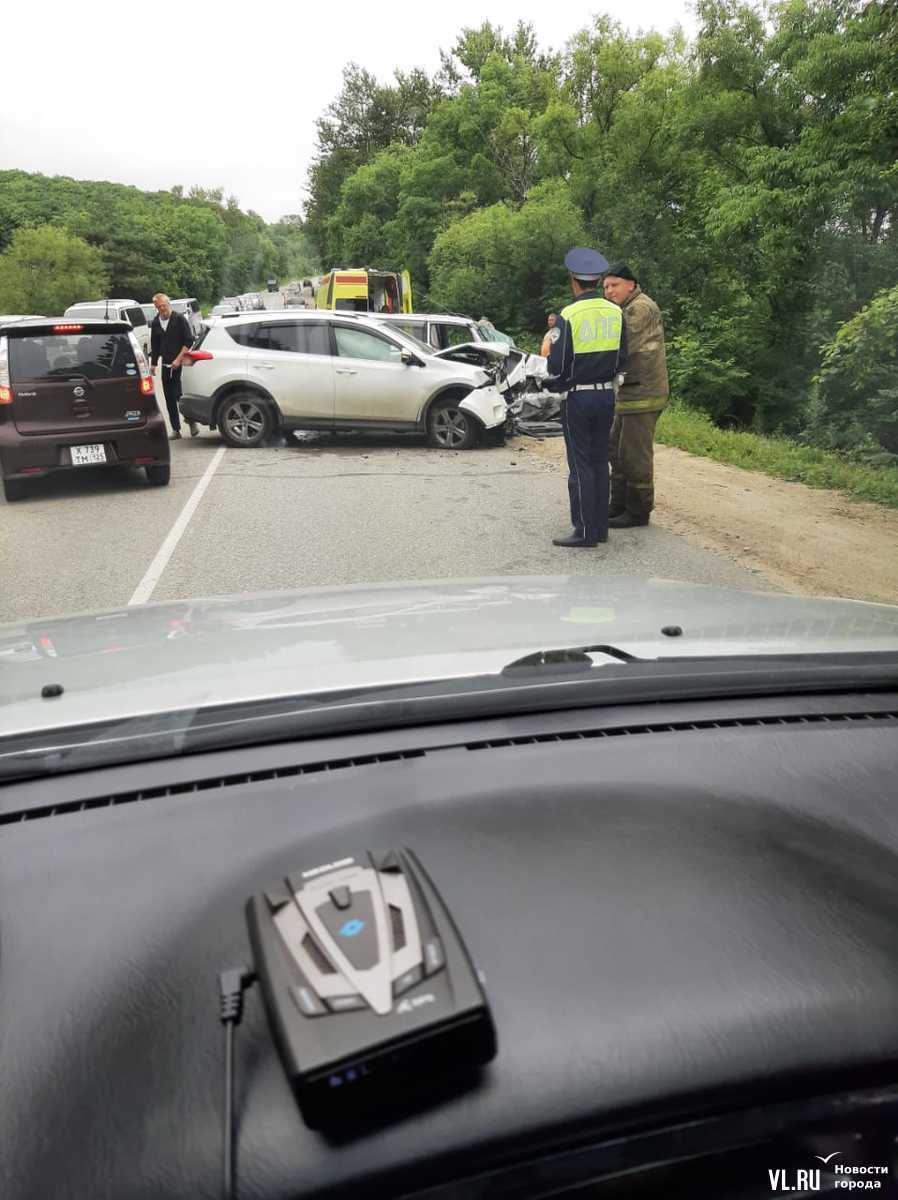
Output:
top-left (604, 262), bottom-right (637, 283)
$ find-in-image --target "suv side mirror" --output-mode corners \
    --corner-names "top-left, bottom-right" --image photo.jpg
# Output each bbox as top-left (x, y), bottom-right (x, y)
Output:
top-left (400, 348), bottom-right (421, 366)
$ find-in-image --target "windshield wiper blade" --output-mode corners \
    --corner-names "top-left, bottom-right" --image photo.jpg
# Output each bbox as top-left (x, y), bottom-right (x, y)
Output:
top-left (502, 644), bottom-right (643, 674)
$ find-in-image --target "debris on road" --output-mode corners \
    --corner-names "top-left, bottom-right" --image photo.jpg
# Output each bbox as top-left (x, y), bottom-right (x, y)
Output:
top-left (510, 389), bottom-right (564, 438)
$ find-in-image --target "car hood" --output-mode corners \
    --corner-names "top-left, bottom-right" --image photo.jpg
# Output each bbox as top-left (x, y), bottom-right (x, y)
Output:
top-left (432, 342), bottom-right (536, 391)
top-left (432, 341), bottom-right (510, 364)
top-left (1, 577), bottom-right (898, 738)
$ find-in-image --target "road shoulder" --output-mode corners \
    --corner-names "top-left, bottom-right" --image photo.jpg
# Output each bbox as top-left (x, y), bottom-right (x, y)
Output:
top-left (512, 436), bottom-right (898, 604)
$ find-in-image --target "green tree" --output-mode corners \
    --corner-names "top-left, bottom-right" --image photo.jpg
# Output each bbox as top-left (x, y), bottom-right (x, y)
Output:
top-left (315, 21), bottom-right (563, 294)
top-left (427, 180), bottom-right (587, 329)
top-left (810, 283), bottom-right (898, 464)
top-left (305, 63), bottom-right (443, 265)
top-left (266, 221), bottom-right (319, 280)
top-left (0, 224), bottom-right (108, 314)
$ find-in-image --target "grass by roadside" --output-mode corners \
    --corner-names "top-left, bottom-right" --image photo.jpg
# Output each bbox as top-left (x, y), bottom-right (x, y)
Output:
top-left (656, 403), bottom-right (898, 510)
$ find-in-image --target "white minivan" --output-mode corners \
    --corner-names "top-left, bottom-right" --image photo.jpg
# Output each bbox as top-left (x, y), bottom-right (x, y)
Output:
top-left (63, 299), bottom-right (151, 357)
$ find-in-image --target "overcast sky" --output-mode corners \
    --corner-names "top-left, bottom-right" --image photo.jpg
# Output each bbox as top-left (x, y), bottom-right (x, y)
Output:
top-left (1, 0), bottom-right (695, 224)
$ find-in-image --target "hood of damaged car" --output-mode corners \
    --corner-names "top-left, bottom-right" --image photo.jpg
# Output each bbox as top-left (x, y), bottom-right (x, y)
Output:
top-left (432, 342), bottom-right (538, 390)
top-left (433, 341), bottom-right (516, 366)
top-left (1, 575), bottom-right (898, 739)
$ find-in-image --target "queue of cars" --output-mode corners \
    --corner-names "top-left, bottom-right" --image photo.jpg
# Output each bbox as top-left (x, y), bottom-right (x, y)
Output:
top-left (1, 288), bottom-right (528, 501)
top-left (212, 294), bottom-right (266, 315)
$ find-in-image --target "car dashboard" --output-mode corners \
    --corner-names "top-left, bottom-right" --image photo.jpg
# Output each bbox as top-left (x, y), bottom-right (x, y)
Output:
top-left (2, 688), bottom-right (898, 1199)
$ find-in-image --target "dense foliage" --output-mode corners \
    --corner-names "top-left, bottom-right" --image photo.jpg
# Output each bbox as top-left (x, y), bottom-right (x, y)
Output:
top-left (0, 225), bottom-right (109, 316)
top-left (0, 174), bottom-right (316, 310)
top-left (306, 1), bottom-right (897, 459)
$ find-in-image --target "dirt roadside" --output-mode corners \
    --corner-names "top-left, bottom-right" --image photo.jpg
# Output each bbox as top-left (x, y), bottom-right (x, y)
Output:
top-left (509, 435), bottom-right (898, 604)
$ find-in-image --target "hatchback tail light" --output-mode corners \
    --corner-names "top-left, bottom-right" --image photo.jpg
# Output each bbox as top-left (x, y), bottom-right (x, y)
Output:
top-left (0, 336), bottom-right (10, 403)
top-left (140, 377), bottom-right (155, 395)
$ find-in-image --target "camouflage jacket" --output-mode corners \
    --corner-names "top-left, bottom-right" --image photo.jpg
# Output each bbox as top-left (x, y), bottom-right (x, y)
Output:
top-left (617, 287), bottom-right (669, 412)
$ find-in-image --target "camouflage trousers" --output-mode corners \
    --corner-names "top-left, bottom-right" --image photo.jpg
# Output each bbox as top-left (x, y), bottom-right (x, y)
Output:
top-left (609, 408), bottom-right (662, 517)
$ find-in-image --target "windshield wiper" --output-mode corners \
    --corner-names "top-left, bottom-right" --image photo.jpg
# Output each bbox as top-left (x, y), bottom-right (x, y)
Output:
top-left (502, 644), bottom-right (643, 673)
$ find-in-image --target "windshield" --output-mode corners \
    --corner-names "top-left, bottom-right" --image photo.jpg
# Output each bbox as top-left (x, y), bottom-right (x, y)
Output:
top-left (478, 324), bottom-right (514, 346)
top-left (1, 0), bottom-right (896, 770)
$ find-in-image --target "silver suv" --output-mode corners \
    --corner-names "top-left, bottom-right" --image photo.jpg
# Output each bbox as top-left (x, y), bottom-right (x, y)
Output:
top-left (178, 311), bottom-right (509, 450)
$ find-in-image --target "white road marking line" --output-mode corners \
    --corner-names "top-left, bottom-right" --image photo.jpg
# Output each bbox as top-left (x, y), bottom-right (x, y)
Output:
top-left (128, 447), bottom-right (226, 606)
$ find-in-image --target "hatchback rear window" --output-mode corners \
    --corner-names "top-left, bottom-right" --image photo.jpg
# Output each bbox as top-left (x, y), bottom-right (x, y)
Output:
top-left (8, 333), bottom-right (139, 382)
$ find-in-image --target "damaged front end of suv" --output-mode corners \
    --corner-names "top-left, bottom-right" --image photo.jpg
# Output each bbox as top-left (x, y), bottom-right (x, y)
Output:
top-left (432, 343), bottom-right (561, 436)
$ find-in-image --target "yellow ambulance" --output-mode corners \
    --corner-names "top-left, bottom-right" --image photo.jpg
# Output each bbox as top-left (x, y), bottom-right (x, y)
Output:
top-left (315, 268), bottom-right (413, 313)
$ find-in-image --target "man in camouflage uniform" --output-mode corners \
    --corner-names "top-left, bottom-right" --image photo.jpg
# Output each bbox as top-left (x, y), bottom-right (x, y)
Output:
top-left (602, 264), bottom-right (669, 528)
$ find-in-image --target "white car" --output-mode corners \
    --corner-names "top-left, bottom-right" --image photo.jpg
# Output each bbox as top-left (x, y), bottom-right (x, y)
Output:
top-left (169, 297), bottom-right (202, 338)
top-left (63, 299), bottom-right (151, 357)
top-left (370, 311), bottom-right (516, 352)
top-left (237, 292), bottom-right (265, 312)
top-left (371, 311), bottom-right (547, 404)
top-left (177, 311), bottom-right (509, 450)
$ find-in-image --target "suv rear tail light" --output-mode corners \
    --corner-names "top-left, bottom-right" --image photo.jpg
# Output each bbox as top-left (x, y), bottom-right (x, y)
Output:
top-left (184, 349), bottom-right (213, 363)
top-left (53, 324), bottom-right (83, 333)
top-left (139, 377), bottom-right (155, 395)
top-left (0, 386), bottom-right (12, 405)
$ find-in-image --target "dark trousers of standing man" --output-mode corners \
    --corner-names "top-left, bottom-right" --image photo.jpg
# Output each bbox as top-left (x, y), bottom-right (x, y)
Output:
top-left (160, 365), bottom-right (183, 433)
top-left (561, 385), bottom-right (615, 542)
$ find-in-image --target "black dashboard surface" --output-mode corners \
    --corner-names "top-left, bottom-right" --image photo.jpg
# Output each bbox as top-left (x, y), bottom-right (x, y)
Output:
top-left (2, 691), bottom-right (898, 1199)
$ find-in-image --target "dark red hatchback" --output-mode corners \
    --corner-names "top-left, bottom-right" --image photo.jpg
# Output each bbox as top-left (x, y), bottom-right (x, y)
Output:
top-left (0, 318), bottom-right (170, 502)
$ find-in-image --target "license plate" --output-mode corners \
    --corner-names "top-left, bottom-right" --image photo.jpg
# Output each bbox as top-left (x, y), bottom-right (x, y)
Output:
top-left (70, 443), bottom-right (106, 466)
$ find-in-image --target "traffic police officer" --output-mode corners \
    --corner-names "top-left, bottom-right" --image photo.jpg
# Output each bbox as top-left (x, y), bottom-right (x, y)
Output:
top-left (546, 247), bottom-right (627, 547)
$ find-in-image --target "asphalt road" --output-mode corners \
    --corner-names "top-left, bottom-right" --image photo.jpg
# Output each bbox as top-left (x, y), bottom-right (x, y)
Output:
top-left (2, 432), bottom-right (769, 625)
top-left (1, 286), bottom-right (769, 623)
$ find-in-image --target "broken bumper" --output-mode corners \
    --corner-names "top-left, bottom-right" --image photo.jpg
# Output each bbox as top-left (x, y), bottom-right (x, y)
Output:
top-left (459, 386), bottom-right (508, 431)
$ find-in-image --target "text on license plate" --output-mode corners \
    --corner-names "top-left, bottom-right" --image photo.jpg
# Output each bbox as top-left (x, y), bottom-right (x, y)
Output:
top-left (70, 444), bottom-right (106, 466)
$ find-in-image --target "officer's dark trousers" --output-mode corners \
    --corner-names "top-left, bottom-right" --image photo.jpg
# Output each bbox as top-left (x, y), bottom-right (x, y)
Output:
top-left (561, 388), bottom-right (615, 542)
top-left (160, 366), bottom-right (183, 433)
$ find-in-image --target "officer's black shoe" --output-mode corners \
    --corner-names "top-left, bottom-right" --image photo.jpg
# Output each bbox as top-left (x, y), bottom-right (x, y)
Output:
top-left (608, 507), bottom-right (626, 520)
top-left (608, 511), bottom-right (650, 528)
top-left (552, 533), bottom-right (606, 547)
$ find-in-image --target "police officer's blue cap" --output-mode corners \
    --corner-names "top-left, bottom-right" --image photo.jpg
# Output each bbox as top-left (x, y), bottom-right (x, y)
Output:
top-left (564, 246), bottom-right (610, 281)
